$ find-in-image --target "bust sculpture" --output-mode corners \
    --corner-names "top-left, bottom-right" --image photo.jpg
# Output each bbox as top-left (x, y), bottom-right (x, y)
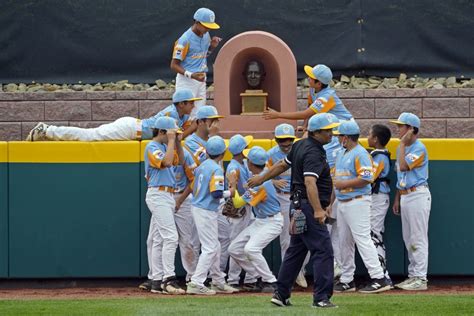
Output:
top-left (240, 60), bottom-right (268, 114)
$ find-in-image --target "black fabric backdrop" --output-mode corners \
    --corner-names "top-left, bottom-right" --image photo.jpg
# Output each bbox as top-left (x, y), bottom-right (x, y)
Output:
top-left (1, 0), bottom-right (473, 83)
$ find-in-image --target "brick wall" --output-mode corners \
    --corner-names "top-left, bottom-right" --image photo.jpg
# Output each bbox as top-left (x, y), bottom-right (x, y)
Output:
top-left (1, 88), bottom-right (473, 141)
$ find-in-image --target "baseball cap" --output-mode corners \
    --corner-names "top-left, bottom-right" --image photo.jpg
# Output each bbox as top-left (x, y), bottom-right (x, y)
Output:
top-left (274, 123), bottom-right (296, 139)
top-left (196, 105), bottom-right (224, 119)
top-left (390, 112), bottom-right (421, 128)
top-left (153, 117), bottom-right (182, 133)
top-left (228, 134), bottom-right (253, 155)
top-left (304, 64), bottom-right (333, 85)
top-left (172, 88), bottom-right (202, 103)
top-left (308, 113), bottom-right (340, 132)
top-left (333, 120), bottom-right (360, 135)
top-left (206, 136), bottom-right (227, 156)
top-left (243, 146), bottom-right (268, 166)
top-left (193, 8), bottom-right (220, 29)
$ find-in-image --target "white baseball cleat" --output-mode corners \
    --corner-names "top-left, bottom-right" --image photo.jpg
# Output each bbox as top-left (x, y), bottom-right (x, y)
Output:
top-left (395, 277), bottom-right (415, 289)
top-left (334, 263), bottom-right (342, 279)
top-left (295, 270), bottom-right (308, 288)
top-left (210, 282), bottom-right (239, 294)
top-left (396, 277), bottom-right (428, 291)
top-left (26, 122), bottom-right (49, 141)
top-left (186, 282), bottom-right (216, 295)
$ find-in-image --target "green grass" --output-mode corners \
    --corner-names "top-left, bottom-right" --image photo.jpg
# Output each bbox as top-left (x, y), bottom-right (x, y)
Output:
top-left (0, 293), bottom-right (473, 316)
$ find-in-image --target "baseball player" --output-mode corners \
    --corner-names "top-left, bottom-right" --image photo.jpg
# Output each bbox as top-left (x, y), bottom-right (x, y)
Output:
top-left (225, 134), bottom-right (256, 289)
top-left (390, 113), bottom-right (431, 291)
top-left (27, 89), bottom-right (200, 141)
top-left (171, 7), bottom-right (222, 117)
top-left (367, 124), bottom-right (393, 285)
top-left (267, 123), bottom-right (308, 288)
top-left (228, 146), bottom-right (283, 293)
top-left (172, 105), bottom-right (224, 282)
top-left (143, 116), bottom-right (185, 295)
top-left (187, 136), bottom-right (238, 295)
top-left (332, 120), bottom-right (391, 293)
top-left (262, 64), bottom-right (353, 275)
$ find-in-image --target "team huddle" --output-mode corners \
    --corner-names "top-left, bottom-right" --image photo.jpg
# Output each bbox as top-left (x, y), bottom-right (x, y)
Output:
top-left (24, 7), bottom-right (432, 309)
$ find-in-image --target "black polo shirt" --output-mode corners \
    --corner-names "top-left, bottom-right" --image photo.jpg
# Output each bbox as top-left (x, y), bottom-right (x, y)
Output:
top-left (284, 137), bottom-right (332, 207)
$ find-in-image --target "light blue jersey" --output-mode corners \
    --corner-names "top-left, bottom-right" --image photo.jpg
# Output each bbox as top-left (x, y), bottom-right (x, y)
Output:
top-left (242, 180), bottom-right (280, 219)
top-left (192, 159), bottom-right (225, 212)
top-left (141, 104), bottom-right (190, 140)
top-left (267, 145), bottom-right (291, 193)
top-left (396, 140), bottom-right (429, 189)
top-left (226, 159), bottom-right (250, 195)
top-left (371, 149), bottom-right (391, 194)
top-left (184, 133), bottom-right (208, 166)
top-left (172, 27), bottom-right (211, 73)
top-left (174, 150), bottom-right (198, 192)
top-left (334, 144), bottom-right (374, 200)
top-left (144, 141), bottom-right (177, 188)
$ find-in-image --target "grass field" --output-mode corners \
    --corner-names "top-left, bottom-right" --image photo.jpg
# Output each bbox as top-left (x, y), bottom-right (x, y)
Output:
top-left (0, 293), bottom-right (473, 316)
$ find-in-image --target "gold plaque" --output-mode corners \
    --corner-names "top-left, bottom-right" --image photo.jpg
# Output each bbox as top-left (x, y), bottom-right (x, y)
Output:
top-left (240, 90), bottom-right (268, 115)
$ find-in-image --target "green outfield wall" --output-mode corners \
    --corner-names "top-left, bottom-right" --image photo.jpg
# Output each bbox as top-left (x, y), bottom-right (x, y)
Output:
top-left (0, 139), bottom-right (472, 278)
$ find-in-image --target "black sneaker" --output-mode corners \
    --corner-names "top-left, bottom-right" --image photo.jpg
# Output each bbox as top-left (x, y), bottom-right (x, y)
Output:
top-left (138, 279), bottom-right (152, 291)
top-left (242, 282), bottom-right (261, 292)
top-left (313, 300), bottom-right (338, 308)
top-left (162, 277), bottom-right (186, 295)
top-left (271, 291), bottom-right (292, 307)
top-left (260, 282), bottom-right (277, 293)
top-left (334, 280), bottom-right (356, 292)
top-left (150, 280), bottom-right (163, 294)
top-left (359, 278), bottom-right (391, 293)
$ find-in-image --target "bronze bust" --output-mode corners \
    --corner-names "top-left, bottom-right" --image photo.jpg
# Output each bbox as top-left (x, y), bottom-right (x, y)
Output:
top-left (241, 60), bottom-right (268, 114)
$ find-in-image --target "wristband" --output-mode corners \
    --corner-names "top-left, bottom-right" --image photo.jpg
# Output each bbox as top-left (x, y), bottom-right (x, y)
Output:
top-left (223, 190), bottom-right (231, 199)
top-left (184, 71), bottom-right (193, 79)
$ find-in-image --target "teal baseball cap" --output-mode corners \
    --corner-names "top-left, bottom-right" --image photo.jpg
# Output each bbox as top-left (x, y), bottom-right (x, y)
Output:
top-left (153, 117), bottom-right (182, 133)
top-left (390, 112), bottom-right (421, 128)
top-left (194, 8), bottom-right (220, 29)
top-left (333, 120), bottom-right (360, 135)
top-left (274, 123), bottom-right (296, 139)
top-left (228, 134), bottom-right (253, 155)
top-left (243, 146), bottom-right (268, 166)
top-left (307, 113), bottom-right (340, 132)
top-left (196, 105), bottom-right (224, 119)
top-left (304, 64), bottom-right (333, 85)
top-left (206, 136), bottom-right (227, 156)
top-left (172, 88), bottom-right (202, 103)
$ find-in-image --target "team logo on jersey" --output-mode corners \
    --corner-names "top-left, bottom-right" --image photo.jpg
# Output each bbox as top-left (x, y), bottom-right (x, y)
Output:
top-left (243, 189), bottom-right (253, 200)
top-left (406, 153), bottom-right (419, 162)
top-left (154, 150), bottom-right (165, 160)
top-left (175, 44), bottom-right (184, 57)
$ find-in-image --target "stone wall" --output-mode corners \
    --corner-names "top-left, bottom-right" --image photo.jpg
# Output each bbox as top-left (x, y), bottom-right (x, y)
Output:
top-left (0, 88), bottom-right (473, 141)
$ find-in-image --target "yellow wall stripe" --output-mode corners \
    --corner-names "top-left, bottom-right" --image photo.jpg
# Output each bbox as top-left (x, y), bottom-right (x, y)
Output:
top-left (0, 142), bottom-right (7, 163)
top-left (9, 141), bottom-right (140, 163)
top-left (4, 139), bottom-right (474, 163)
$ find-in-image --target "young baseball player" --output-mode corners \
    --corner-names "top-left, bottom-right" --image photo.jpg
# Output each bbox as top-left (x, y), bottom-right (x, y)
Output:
top-left (228, 146), bottom-right (283, 293)
top-left (332, 120), bottom-right (391, 293)
top-left (172, 105), bottom-right (224, 282)
top-left (143, 116), bottom-right (185, 295)
top-left (390, 113), bottom-right (431, 291)
top-left (187, 136), bottom-right (239, 295)
top-left (27, 88), bottom-right (199, 141)
top-left (267, 123), bottom-right (308, 288)
top-left (225, 134), bottom-right (256, 288)
top-left (367, 124), bottom-right (393, 285)
top-left (171, 7), bottom-right (222, 117)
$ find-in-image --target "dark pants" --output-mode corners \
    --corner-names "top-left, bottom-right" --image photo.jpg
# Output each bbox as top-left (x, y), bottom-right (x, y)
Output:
top-left (276, 201), bottom-right (334, 302)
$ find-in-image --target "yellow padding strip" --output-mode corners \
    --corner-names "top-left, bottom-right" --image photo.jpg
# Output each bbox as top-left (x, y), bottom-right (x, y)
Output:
top-left (0, 142), bottom-right (7, 163)
top-left (359, 138), bottom-right (474, 161)
top-left (9, 141), bottom-right (140, 163)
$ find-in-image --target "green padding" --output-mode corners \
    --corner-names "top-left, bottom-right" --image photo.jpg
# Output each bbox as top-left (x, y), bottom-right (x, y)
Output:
top-left (8, 163), bottom-right (140, 278)
top-left (0, 163), bottom-right (8, 277)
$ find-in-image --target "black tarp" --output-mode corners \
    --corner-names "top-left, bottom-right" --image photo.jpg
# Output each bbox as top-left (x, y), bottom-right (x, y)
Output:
top-left (0, 0), bottom-right (473, 83)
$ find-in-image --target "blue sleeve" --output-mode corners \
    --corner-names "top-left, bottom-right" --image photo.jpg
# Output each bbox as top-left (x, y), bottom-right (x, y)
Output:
top-left (211, 190), bottom-right (223, 199)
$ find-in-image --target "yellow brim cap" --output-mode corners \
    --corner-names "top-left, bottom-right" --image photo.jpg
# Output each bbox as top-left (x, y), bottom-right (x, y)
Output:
top-left (275, 135), bottom-right (296, 139)
top-left (390, 120), bottom-right (405, 125)
top-left (244, 135), bottom-right (254, 146)
top-left (206, 115), bottom-right (224, 119)
top-left (242, 148), bottom-right (250, 158)
top-left (304, 65), bottom-right (316, 80)
top-left (185, 97), bottom-right (203, 102)
top-left (320, 122), bottom-right (341, 130)
top-left (200, 22), bottom-right (220, 29)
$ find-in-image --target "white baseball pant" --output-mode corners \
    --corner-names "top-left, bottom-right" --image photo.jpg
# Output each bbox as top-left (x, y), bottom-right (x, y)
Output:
top-left (328, 199), bottom-right (342, 268)
top-left (145, 189), bottom-right (179, 281)
top-left (173, 193), bottom-right (200, 281)
top-left (229, 213), bottom-right (284, 283)
top-left (337, 196), bottom-right (385, 283)
top-left (45, 117), bottom-right (139, 141)
top-left (370, 193), bottom-right (391, 279)
top-left (190, 206), bottom-right (226, 287)
top-left (400, 186), bottom-right (431, 279)
top-left (175, 73), bottom-right (206, 118)
top-left (226, 205), bottom-right (257, 284)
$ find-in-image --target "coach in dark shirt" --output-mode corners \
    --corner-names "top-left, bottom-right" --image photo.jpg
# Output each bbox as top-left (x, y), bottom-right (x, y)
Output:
top-left (248, 113), bottom-right (340, 309)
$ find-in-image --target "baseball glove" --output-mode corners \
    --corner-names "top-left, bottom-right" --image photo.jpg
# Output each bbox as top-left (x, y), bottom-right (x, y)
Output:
top-left (222, 198), bottom-right (246, 218)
